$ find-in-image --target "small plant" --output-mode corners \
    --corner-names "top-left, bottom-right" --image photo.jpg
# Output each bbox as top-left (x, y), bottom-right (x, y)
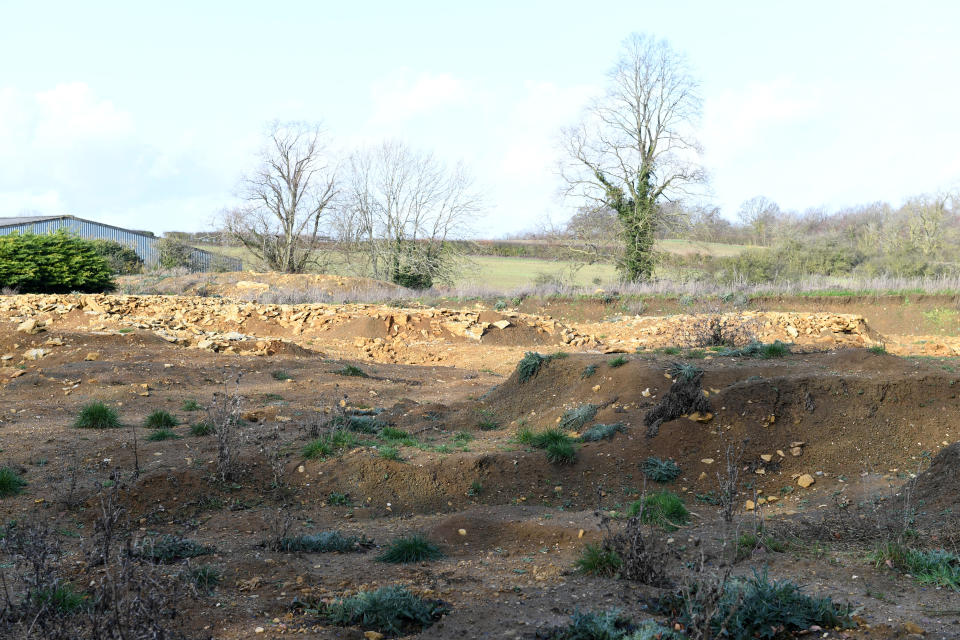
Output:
top-left (629, 491), bottom-right (689, 531)
top-left (872, 542), bottom-right (960, 589)
top-left (576, 543), bottom-right (621, 576)
top-left (642, 457), bottom-right (681, 483)
top-left (759, 340), bottom-right (790, 358)
top-left (581, 364), bottom-right (598, 379)
top-left (334, 414), bottom-right (385, 433)
top-left (144, 410), bottom-right (178, 428)
top-left (278, 531), bottom-right (371, 553)
top-left (580, 423), bottom-right (624, 442)
top-left (328, 492), bottom-right (352, 506)
top-left (494, 299), bottom-right (507, 310)
top-left (478, 417), bottom-right (500, 431)
top-left (467, 480), bottom-right (483, 497)
top-left (188, 565), bottom-right (221, 593)
top-left (453, 431), bottom-right (474, 444)
top-left (528, 428), bottom-right (572, 449)
top-left (868, 344), bottom-right (887, 354)
top-left (546, 440), bottom-right (577, 464)
top-left (31, 583), bottom-right (88, 613)
top-left (147, 428), bottom-right (181, 441)
top-left (515, 427), bottom-right (536, 445)
top-left (668, 362), bottom-right (702, 382)
top-left (540, 609), bottom-right (634, 639)
top-left (686, 349), bottom-right (707, 359)
top-left (0, 466), bottom-right (27, 498)
top-left (270, 370), bottom-right (291, 381)
top-left (303, 430), bottom-right (361, 459)
top-left (323, 585), bottom-right (448, 636)
top-left (190, 420), bottom-right (214, 436)
top-left (378, 446), bottom-right (402, 461)
top-left (516, 351), bottom-right (548, 383)
top-left (377, 534), bottom-right (444, 563)
top-left (75, 402), bottom-right (120, 429)
top-left (558, 404), bottom-right (598, 431)
top-left (661, 346), bottom-right (682, 355)
top-left (335, 364), bottom-right (369, 378)
top-left (134, 535), bottom-right (212, 563)
top-left (608, 355), bottom-right (628, 368)
top-left (181, 399), bottom-right (202, 411)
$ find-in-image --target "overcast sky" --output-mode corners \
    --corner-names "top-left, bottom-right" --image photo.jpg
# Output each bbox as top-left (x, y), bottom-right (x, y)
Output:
top-left (1, 0), bottom-right (958, 236)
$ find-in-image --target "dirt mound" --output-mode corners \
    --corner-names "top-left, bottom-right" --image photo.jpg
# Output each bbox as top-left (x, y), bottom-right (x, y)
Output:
top-left (904, 441), bottom-right (960, 514)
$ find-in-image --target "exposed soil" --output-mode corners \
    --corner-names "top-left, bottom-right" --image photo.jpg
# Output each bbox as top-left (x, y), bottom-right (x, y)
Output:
top-left (1, 287), bottom-right (959, 639)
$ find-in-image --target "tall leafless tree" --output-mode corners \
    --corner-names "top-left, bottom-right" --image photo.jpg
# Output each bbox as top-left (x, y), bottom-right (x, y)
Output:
top-left (224, 122), bottom-right (337, 273)
top-left (737, 195), bottom-right (781, 246)
top-left (562, 33), bottom-right (705, 282)
top-left (337, 140), bottom-right (479, 288)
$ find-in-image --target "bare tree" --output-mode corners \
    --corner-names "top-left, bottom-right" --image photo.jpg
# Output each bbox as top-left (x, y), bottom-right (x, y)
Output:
top-left (562, 33), bottom-right (705, 282)
top-left (337, 140), bottom-right (479, 288)
top-left (736, 196), bottom-right (781, 246)
top-left (224, 122), bottom-right (337, 273)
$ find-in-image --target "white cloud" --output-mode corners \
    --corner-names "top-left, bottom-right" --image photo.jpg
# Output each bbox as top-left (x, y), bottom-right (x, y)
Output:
top-left (369, 70), bottom-right (469, 125)
top-left (32, 82), bottom-right (134, 145)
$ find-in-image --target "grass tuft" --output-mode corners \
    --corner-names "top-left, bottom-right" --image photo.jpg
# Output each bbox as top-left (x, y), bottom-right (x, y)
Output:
top-left (581, 364), bottom-right (598, 379)
top-left (558, 404), bottom-right (598, 431)
top-left (278, 531), bottom-right (371, 553)
top-left (872, 542), bottom-right (960, 589)
top-left (868, 344), bottom-right (887, 354)
top-left (377, 534), bottom-right (444, 563)
top-left (144, 410), bottom-right (178, 428)
top-left (608, 355), bottom-right (628, 368)
top-left (134, 535), bottom-right (213, 563)
top-left (270, 370), bottom-right (291, 380)
top-left (190, 420), bottom-right (214, 436)
top-left (378, 446), bottom-right (402, 461)
top-left (0, 467), bottom-right (27, 498)
top-left (334, 364), bottom-right (369, 378)
top-left (74, 402), bottom-right (120, 429)
top-left (187, 565), bottom-right (221, 593)
top-left (546, 440), bottom-right (577, 464)
top-left (575, 543), bottom-right (621, 576)
top-left (147, 428), bottom-right (181, 441)
top-left (516, 351), bottom-right (548, 383)
top-left (181, 399), bottom-right (203, 411)
top-left (642, 457), bottom-right (681, 483)
top-left (629, 490), bottom-right (689, 531)
top-left (579, 422), bottom-right (624, 442)
top-left (323, 585), bottom-right (448, 636)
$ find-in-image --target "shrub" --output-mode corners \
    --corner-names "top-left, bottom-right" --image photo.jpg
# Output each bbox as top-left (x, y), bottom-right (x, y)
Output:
top-left (335, 364), bottom-right (369, 378)
top-left (181, 399), bottom-right (202, 411)
top-left (453, 431), bottom-right (474, 444)
top-left (540, 609), bottom-right (634, 639)
top-left (868, 344), bottom-right (887, 355)
top-left (0, 467), bottom-right (27, 498)
top-left (334, 414), bottom-right (385, 433)
top-left (270, 370), bottom-right (291, 381)
top-left (278, 531), bottom-right (371, 553)
top-left (378, 446), bottom-right (402, 461)
top-left (576, 544), bottom-right (621, 576)
top-left (608, 355), bottom-right (628, 368)
top-left (872, 542), bottom-right (960, 589)
top-left (558, 404), bottom-right (598, 431)
top-left (328, 492), bottom-right (352, 506)
top-left (642, 457), bottom-right (681, 483)
top-left (667, 362), bottom-right (702, 382)
top-left (147, 428), bottom-right (181, 441)
top-left (134, 535), bottom-right (212, 563)
top-left (187, 565), bottom-right (221, 593)
top-left (629, 491), bottom-right (689, 531)
top-left (89, 239), bottom-right (143, 275)
top-left (377, 535), bottom-right (443, 563)
top-left (0, 231), bottom-right (115, 293)
top-left (31, 583), bottom-right (88, 613)
top-left (75, 402), bottom-right (120, 429)
top-left (657, 571), bottom-right (852, 640)
top-left (528, 428), bottom-right (572, 449)
top-left (323, 586), bottom-right (448, 636)
top-left (546, 440), bottom-right (577, 464)
top-left (478, 417), bottom-right (500, 431)
top-left (580, 423), bottom-right (624, 442)
top-left (759, 340), bottom-right (790, 358)
top-left (156, 237), bottom-right (197, 270)
top-left (516, 351), bottom-right (548, 383)
top-left (144, 410), bottom-right (178, 428)
top-left (190, 421), bottom-right (214, 436)
top-left (581, 364), bottom-right (598, 379)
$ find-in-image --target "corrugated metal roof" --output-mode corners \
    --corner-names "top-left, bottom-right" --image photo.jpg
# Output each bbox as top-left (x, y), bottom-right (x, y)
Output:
top-left (0, 215), bottom-right (66, 227)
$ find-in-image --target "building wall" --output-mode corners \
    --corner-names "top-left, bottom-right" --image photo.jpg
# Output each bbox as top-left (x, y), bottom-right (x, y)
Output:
top-left (0, 217), bottom-right (242, 272)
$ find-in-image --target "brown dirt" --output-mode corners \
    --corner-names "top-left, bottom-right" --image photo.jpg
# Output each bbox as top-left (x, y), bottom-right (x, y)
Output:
top-left (1, 291), bottom-right (959, 639)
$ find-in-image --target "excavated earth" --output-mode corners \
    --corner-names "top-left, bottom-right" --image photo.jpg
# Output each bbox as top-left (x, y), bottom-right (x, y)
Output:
top-left (0, 290), bottom-right (959, 639)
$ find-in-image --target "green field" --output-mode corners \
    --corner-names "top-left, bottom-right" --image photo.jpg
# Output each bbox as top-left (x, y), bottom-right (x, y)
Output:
top-left (194, 238), bottom-right (750, 290)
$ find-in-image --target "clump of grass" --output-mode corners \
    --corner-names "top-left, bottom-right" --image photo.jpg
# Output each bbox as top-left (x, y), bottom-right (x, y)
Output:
top-left (527, 428), bottom-right (572, 449)
top-left (378, 446), bottom-right (402, 461)
top-left (270, 370), bottom-right (291, 380)
top-left (720, 340), bottom-right (791, 359)
top-left (868, 344), bottom-right (887, 354)
top-left (661, 346), bottom-right (682, 355)
top-left (629, 490), bottom-right (689, 531)
top-left (872, 542), bottom-right (960, 589)
top-left (668, 362), bottom-right (702, 382)
top-left (134, 535), bottom-right (212, 563)
top-left (31, 583), bottom-right (87, 613)
top-left (546, 440), bottom-right (577, 464)
top-left (181, 399), bottom-right (202, 411)
top-left (0, 467), bottom-right (27, 498)
top-left (514, 427), bottom-right (536, 445)
top-left (187, 565), bottom-right (221, 593)
top-left (541, 609), bottom-right (634, 639)
top-left (686, 349), bottom-right (707, 359)
top-left (642, 457), bottom-right (681, 483)
top-left (608, 355), bottom-right (628, 368)
top-left (477, 418), bottom-right (500, 431)
top-left (516, 351), bottom-right (548, 383)
top-left (323, 585), bottom-right (448, 636)
top-left (190, 420), bottom-right (214, 436)
top-left (558, 404), bottom-right (598, 431)
top-left (333, 414), bottom-right (385, 434)
top-left (579, 423), bottom-right (624, 442)
top-left (328, 492), bottom-right (351, 506)
top-left (657, 571), bottom-right (852, 640)
top-left (147, 428), bottom-right (181, 441)
top-left (377, 535), bottom-right (443, 563)
top-left (144, 410), bottom-right (178, 428)
top-left (576, 543), bottom-right (621, 576)
top-left (467, 480), bottom-right (483, 497)
top-left (334, 364), bottom-right (368, 378)
top-left (453, 431), bottom-right (473, 444)
top-left (303, 431), bottom-right (360, 459)
top-left (581, 364), bottom-right (598, 379)
top-left (278, 531), bottom-right (371, 553)
top-left (74, 402), bottom-right (120, 429)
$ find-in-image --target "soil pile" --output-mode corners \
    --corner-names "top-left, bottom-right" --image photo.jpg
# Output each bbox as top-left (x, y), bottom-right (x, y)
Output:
top-left (904, 441), bottom-right (960, 515)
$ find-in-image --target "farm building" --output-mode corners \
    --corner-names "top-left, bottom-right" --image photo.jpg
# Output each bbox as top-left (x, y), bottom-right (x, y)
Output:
top-left (0, 215), bottom-right (241, 272)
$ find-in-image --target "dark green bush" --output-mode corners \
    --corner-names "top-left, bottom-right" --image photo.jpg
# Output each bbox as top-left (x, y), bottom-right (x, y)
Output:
top-left (134, 535), bottom-right (212, 563)
top-left (190, 421), bottom-right (214, 436)
top-left (75, 402), bottom-right (120, 429)
top-left (377, 535), bottom-right (443, 563)
top-left (334, 364), bottom-right (369, 378)
top-left (642, 457), bottom-right (681, 483)
top-left (576, 544), bottom-right (621, 576)
top-left (517, 351), bottom-right (548, 383)
top-left (558, 404), bottom-right (598, 431)
top-left (0, 231), bottom-right (115, 293)
top-left (629, 491), bottom-right (689, 531)
top-left (0, 467), bottom-right (27, 498)
top-left (144, 410), bottom-right (178, 428)
top-left (579, 423), bottom-right (624, 442)
top-left (147, 428), bottom-right (180, 441)
top-left (156, 237), bottom-right (197, 270)
top-left (323, 585), bottom-right (448, 636)
top-left (546, 440), bottom-right (577, 464)
top-left (277, 531), bottom-right (371, 553)
top-left (89, 239), bottom-right (143, 275)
